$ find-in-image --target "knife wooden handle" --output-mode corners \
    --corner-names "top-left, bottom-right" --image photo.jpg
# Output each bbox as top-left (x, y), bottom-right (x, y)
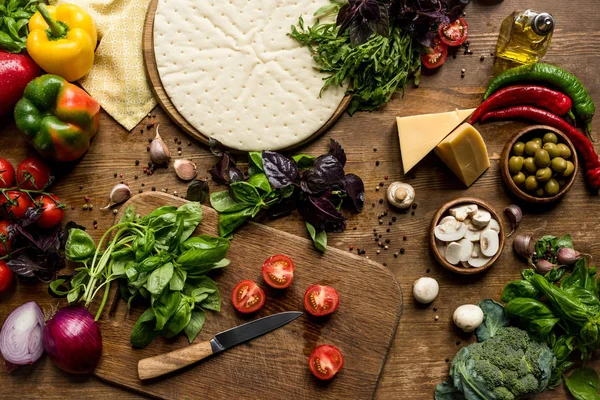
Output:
top-left (138, 340), bottom-right (214, 380)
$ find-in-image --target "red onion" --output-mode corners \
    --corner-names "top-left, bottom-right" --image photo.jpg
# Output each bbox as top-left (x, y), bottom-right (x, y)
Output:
top-left (43, 306), bottom-right (102, 375)
top-left (0, 301), bottom-right (44, 371)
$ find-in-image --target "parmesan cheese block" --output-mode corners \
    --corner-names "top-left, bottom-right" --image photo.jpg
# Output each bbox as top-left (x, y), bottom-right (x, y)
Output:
top-left (397, 109), bottom-right (475, 173)
top-left (153, 0), bottom-right (346, 151)
top-left (434, 123), bottom-right (490, 187)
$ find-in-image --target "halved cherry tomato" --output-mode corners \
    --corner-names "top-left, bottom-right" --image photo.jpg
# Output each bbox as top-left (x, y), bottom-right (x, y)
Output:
top-left (262, 254), bottom-right (295, 289)
top-left (34, 195), bottom-right (65, 229)
top-left (0, 158), bottom-right (15, 189)
top-left (0, 221), bottom-right (14, 256)
top-left (308, 345), bottom-right (344, 380)
top-left (438, 18), bottom-right (468, 47)
top-left (0, 261), bottom-right (14, 292)
top-left (16, 157), bottom-right (52, 190)
top-left (303, 285), bottom-right (339, 317)
top-left (421, 36), bottom-right (448, 69)
top-left (232, 280), bottom-right (265, 313)
top-left (1, 191), bottom-right (32, 219)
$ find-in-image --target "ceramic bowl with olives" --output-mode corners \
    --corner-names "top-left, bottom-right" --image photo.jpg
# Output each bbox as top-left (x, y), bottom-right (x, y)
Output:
top-left (501, 125), bottom-right (578, 204)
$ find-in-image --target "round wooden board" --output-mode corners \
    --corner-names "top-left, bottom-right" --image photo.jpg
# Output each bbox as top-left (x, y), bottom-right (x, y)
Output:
top-left (142, 0), bottom-right (351, 152)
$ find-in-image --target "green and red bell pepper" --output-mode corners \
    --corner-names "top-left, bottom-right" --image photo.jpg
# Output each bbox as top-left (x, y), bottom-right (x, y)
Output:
top-left (14, 74), bottom-right (100, 162)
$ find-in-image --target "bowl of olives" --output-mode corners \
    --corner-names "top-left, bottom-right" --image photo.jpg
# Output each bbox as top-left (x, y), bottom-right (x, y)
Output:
top-left (501, 125), bottom-right (578, 204)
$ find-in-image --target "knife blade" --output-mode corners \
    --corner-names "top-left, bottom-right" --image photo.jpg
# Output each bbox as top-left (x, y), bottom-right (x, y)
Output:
top-left (138, 311), bottom-right (303, 380)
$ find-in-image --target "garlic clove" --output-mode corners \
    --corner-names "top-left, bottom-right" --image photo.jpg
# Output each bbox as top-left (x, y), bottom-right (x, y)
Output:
top-left (504, 204), bottom-right (522, 238)
top-left (513, 234), bottom-right (534, 260)
top-left (101, 183), bottom-right (131, 210)
top-left (150, 125), bottom-right (171, 165)
top-left (174, 159), bottom-right (198, 181)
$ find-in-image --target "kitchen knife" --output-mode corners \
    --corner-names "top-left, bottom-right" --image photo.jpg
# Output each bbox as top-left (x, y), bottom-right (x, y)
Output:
top-left (138, 311), bottom-right (303, 380)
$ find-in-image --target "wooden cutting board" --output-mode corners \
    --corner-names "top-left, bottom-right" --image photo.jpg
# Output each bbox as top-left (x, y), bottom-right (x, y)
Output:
top-left (142, 0), bottom-right (351, 151)
top-left (94, 192), bottom-right (402, 399)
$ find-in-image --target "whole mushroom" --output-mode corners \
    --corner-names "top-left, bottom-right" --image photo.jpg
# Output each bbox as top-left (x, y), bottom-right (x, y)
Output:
top-left (453, 304), bottom-right (484, 332)
top-left (387, 182), bottom-right (415, 209)
top-left (412, 277), bottom-right (439, 304)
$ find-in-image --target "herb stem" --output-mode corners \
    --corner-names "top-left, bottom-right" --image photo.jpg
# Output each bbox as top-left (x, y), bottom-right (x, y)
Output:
top-left (95, 280), bottom-right (111, 321)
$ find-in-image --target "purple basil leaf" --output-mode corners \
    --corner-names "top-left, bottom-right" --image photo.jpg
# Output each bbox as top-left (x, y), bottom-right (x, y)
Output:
top-left (21, 206), bottom-right (42, 227)
top-left (300, 155), bottom-right (345, 194)
top-left (267, 196), bottom-right (297, 219)
top-left (298, 195), bottom-right (346, 233)
top-left (368, 4), bottom-right (390, 37)
top-left (328, 139), bottom-right (347, 166)
top-left (349, 17), bottom-right (373, 44)
top-left (336, 3), bottom-right (351, 27)
top-left (7, 255), bottom-right (39, 278)
top-left (343, 173), bottom-right (365, 212)
top-left (358, 0), bottom-right (380, 20)
top-left (228, 166), bottom-right (245, 183)
top-left (262, 151), bottom-right (299, 189)
top-left (208, 137), bottom-right (225, 158)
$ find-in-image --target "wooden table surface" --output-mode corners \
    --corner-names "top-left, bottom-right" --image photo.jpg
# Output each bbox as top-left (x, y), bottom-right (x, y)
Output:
top-left (1, 0), bottom-right (599, 398)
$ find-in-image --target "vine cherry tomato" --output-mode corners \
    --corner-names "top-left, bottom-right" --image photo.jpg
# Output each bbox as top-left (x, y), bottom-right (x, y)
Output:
top-left (303, 285), bottom-right (340, 317)
top-left (34, 195), bottom-right (65, 229)
top-left (0, 221), bottom-right (14, 256)
top-left (262, 254), bottom-right (295, 289)
top-left (1, 191), bottom-right (32, 219)
top-left (437, 18), bottom-right (469, 47)
top-left (0, 261), bottom-right (13, 292)
top-left (232, 280), bottom-right (265, 313)
top-left (16, 157), bottom-right (52, 190)
top-left (421, 36), bottom-right (448, 69)
top-left (308, 345), bottom-right (344, 380)
top-left (0, 158), bottom-right (15, 188)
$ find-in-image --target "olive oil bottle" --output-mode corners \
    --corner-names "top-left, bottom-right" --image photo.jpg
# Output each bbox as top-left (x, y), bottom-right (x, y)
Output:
top-left (496, 10), bottom-right (554, 65)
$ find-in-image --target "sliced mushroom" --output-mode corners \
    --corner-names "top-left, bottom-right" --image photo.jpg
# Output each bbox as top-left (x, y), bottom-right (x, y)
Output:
top-left (471, 243), bottom-right (481, 258)
top-left (434, 216), bottom-right (467, 242)
top-left (440, 216), bottom-right (457, 226)
top-left (435, 239), bottom-right (446, 259)
top-left (487, 219), bottom-right (501, 233)
top-left (449, 204), bottom-right (478, 222)
top-left (464, 221), bottom-right (482, 242)
top-left (480, 229), bottom-right (500, 257)
top-left (472, 209), bottom-right (492, 229)
top-left (458, 238), bottom-right (473, 262)
top-left (468, 255), bottom-right (492, 268)
top-left (445, 242), bottom-right (463, 265)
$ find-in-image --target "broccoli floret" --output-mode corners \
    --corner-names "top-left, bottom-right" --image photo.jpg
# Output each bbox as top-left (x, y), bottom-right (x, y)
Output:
top-left (492, 387), bottom-right (515, 400)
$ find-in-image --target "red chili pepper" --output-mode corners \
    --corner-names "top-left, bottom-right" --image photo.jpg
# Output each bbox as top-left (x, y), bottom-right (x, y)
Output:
top-left (480, 106), bottom-right (600, 189)
top-left (470, 85), bottom-right (574, 125)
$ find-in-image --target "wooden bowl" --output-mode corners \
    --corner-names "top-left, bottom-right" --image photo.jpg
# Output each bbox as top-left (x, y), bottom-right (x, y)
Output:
top-left (500, 125), bottom-right (579, 204)
top-left (429, 197), bottom-right (506, 275)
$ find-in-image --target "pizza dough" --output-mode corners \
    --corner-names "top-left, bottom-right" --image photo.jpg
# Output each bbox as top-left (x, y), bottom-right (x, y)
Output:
top-left (153, 0), bottom-right (347, 151)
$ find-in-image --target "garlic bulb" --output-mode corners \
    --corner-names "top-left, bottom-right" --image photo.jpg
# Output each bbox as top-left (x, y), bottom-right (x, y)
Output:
top-left (174, 159), bottom-right (198, 181)
top-left (150, 125), bottom-right (171, 165)
top-left (101, 184), bottom-right (131, 210)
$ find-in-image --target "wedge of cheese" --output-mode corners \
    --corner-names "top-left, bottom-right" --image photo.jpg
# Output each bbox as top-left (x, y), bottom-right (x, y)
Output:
top-left (434, 123), bottom-right (490, 187)
top-left (397, 108), bottom-right (476, 173)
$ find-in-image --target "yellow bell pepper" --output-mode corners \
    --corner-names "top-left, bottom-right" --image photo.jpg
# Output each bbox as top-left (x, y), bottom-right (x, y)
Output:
top-left (27, 3), bottom-right (97, 82)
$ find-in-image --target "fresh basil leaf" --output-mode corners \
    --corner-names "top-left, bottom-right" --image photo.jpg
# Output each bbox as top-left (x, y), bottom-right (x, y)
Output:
top-left (0, 31), bottom-right (21, 53)
top-left (185, 259), bottom-right (231, 278)
top-left (210, 190), bottom-right (253, 213)
top-left (125, 267), bottom-right (138, 280)
top-left (162, 297), bottom-right (192, 338)
top-left (186, 179), bottom-right (210, 203)
top-left (189, 277), bottom-right (220, 311)
top-left (133, 229), bottom-right (155, 261)
top-left (49, 279), bottom-right (69, 297)
top-left (248, 151), bottom-right (264, 176)
top-left (177, 245), bottom-right (229, 269)
top-left (119, 205), bottom-right (135, 223)
top-left (67, 285), bottom-right (81, 304)
top-left (556, 234), bottom-right (574, 249)
top-left (153, 214), bottom-right (183, 251)
top-left (137, 253), bottom-right (171, 272)
top-left (111, 258), bottom-right (133, 277)
top-left (247, 172), bottom-right (272, 194)
top-left (111, 247), bottom-right (134, 260)
top-left (501, 280), bottom-right (539, 303)
top-left (141, 206), bottom-right (177, 225)
top-left (129, 271), bottom-right (149, 290)
top-left (70, 270), bottom-right (88, 289)
top-left (184, 309), bottom-right (206, 343)
top-left (504, 297), bottom-right (559, 340)
top-left (521, 268), bottom-right (536, 280)
top-left (230, 181), bottom-right (262, 204)
top-left (564, 367), bottom-right (600, 400)
top-left (65, 228), bottom-right (96, 262)
top-left (152, 289), bottom-right (180, 331)
top-left (180, 235), bottom-right (230, 251)
top-left (218, 206), bottom-right (254, 237)
top-left (292, 154), bottom-right (316, 169)
top-left (305, 221), bottom-right (327, 252)
top-left (262, 151), bottom-right (299, 189)
top-left (545, 266), bottom-right (567, 283)
top-left (177, 202), bottom-right (203, 242)
top-left (200, 289), bottom-right (221, 311)
top-left (170, 266), bottom-right (186, 291)
top-left (298, 194), bottom-right (346, 233)
top-left (146, 262), bottom-right (174, 296)
top-left (475, 299), bottom-right (509, 342)
top-left (130, 308), bottom-right (160, 348)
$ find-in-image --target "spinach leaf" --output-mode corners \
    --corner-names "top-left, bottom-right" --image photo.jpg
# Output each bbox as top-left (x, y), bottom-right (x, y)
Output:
top-left (475, 299), bottom-right (509, 342)
top-left (186, 179), bottom-right (210, 203)
top-left (184, 309), bottom-right (206, 343)
top-left (146, 263), bottom-right (174, 296)
top-left (262, 151), bottom-right (299, 189)
top-left (230, 181), bottom-right (262, 204)
top-left (292, 154), bottom-right (316, 169)
top-left (130, 308), bottom-right (160, 348)
top-left (210, 191), bottom-right (253, 213)
top-left (177, 202), bottom-right (203, 242)
top-left (565, 367), bottom-right (600, 400)
top-left (170, 266), bottom-right (186, 291)
top-left (162, 297), bottom-right (193, 338)
top-left (247, 173), bottom-right (272, 194)
top-left (152, 289), bottom-right (180, 331)
top-left (65, 229), bottom-right (96, 262)
top-left (501, 280), bottom-right (539, 303)
top-left (119, 205), bottom-right (136, 223)
top-left (504, 297), bottom-right (559, 340)
top-left (305, 222), bottom-right (327, 252)
top-left (218, 206), bottom-right (254, 237)
top-left (133, 229), bottom-right (155, 261)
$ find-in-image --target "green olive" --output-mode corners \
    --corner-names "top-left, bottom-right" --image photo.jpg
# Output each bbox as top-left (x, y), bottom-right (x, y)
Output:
top-left (525, 175), bottom-right (539, 191)
top-left (534, 149), bottom-right (551, 168)
top-left (512, 141), bottom-right (525, 156)
top-left (532, 137), bottom-right (543, 146)
top-left (543, 142), bottom-right (561, 158)
top-left (562, 160), bottom-right (575, 177)
top-left (508, 156), bottom-right (524, 174)
top-left (535, 188), bottom-right (545, 197)
top-left (525, 141), bottom-right (541, 156)
top-left (536, 167), bottom-right (553, 183)
top-left (557, 143), bottom-right (572, 159)
top-left (550, 157), bottom-right (567, 174)
top-left (523, 157), bottom-right (537, 174)
top-left (545, 178), bottom-right (560, 196)
top-left (512, 172), bottom-right (526, 186)
top-left (557, 178), bottom-right (567, 187)
top-left (543, 132), bottom-right (558, 144)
